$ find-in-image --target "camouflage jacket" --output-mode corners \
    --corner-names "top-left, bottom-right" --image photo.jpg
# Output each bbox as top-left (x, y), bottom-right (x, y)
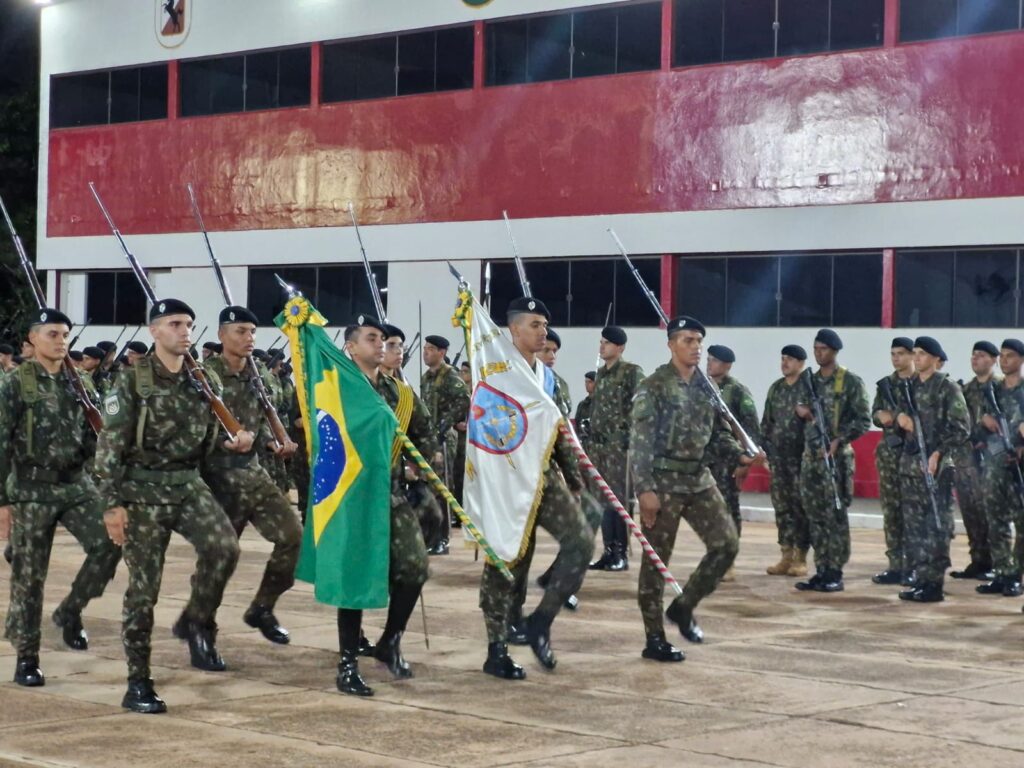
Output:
top-left (631, 363), bottom-right (742, 495)
top-left (94, 355), bottom-right (223, 508)
top-left (420, 363), bottom-right (470, 433)
top-left (373, 371), bottom-right (440, 485)
top-left (801, 367), bottom-right (871, 451)
top-left (202, 356), bottom-right (277, 464)
top-left (962, 376), bottom-right (1000, 447)
top-left (574, 395), bottom-right (594, 443)
top-left (760, 376), bottom-right (806, 463)
top-left (871, 372), bottom-right (909, 454)
top-left (706, 374), bottom-right (759, 466)
top-left (895, 372), bottom-right (969, 467)
top-left (978, 378), bottom-right (1024, 453)
top-left (0, 361), bottom-right (99, 504)
top-left (589, 359), bottom-right (644, 451)
top-left (552, 369), bottom-right (572, 418)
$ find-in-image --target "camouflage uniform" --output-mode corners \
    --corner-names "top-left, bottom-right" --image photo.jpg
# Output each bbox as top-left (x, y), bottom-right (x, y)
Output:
top-left (760, 377), bottom-right (809, 550)
top-left (979, 380), bottom-right (1024, 580)
top-left (631, 364), bottom-right (741, 636)
top-left (955, 377), bottom-right (995, 570)
top-left (420, 363), bottom-right (470, 504)
top-left (287, 387), bottom-right (311, 518)
top-left (574, 394), bottom-right (594, 452)
top-left (798, 367), bottom-right (871, 576)
top-left (896, 374), bottom-right (969, 584)
top-left (94, 356), bottom-right (240, 682)
top-left (872, 373), bottom-right (909, 572)
top-left (551, 370), bottom-right (573, 420)
top-left (201, 357), bottom-right (301, 610)
top-left (0, 362), bottom-right (120, 656)
top-left (589, 359), bottom-right (645, 556)
top-left (262, 373), bottom-right (291, 495)
top-left (706, 375), bottom-right (759, 536)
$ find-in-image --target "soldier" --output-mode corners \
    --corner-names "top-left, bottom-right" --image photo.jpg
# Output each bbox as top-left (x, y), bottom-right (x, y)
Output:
top-left (975, 339), bottom-right (1024, 598)
top-left (632, 316), bottom-right (763, 662)
top-left (96, 299), bottom-right (251, 714)
top-left (574, 371), bottom-right (596, 451)
top-left (69, 349), bottom-right (85, 368)
top-left (201, 341), bottom-right (221, 361)
top-left (125, 340), bottom-right (149, 367)
top-left (588, 325), bottom-right (644, 572)
top-left (336, 315), bottom-right (439, 697)
top-left (892, 337), bottom-right (969, 601)
top-left (761, 345), bottom-right (811, 577)
top-left (0, 308), bottom-right (121, 687)
top-left (870, 337), bottom-right (916, 585)
top-left (80, 346), bottom-right (104, 378)
top-left (0, 343), bottom-right (14, 374)
top-left (480, 297), bottom-right (593, 679)
top-left (794, 329), bottom-right (871, 593)
top-left (539, 328), bottom-right (573, 417)
top-left (200, 306), bottom-right (302, 645)
top-left (459, 361), bottom-right (472, 388)
top-left (950, 341), bottom-right (999, 580)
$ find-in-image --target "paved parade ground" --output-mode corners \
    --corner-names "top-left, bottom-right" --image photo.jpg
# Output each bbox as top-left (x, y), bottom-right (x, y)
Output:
top-left (2, 508), bottom-right (1023, 768)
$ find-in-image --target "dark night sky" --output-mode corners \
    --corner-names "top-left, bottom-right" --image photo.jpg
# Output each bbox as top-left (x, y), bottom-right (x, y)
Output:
top-left (0, 0), bottom-right (41, 96)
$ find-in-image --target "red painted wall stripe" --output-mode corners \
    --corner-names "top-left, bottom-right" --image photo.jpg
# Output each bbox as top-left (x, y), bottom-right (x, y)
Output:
top-left (660, 254), bottom-right (676, 323)
top-left (167, 59), bottom-right (179, 120)
top-left (310, 43), bottom-right (322, 108)
top-left (883, 0), bottom-right (900, 47)
top-left (660, 0), bottom-right (673, 71)
top-left (881, 248), bottom-right (895, 328)
top-left (473, 21), bottom-right (485, 91)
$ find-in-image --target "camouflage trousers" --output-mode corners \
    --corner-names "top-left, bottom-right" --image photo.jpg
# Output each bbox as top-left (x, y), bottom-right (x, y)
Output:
top-left (876, 443), bottom-right (904, 571)
top-left (265, 454), bottom-right (292, 496)
top-left (590, 443), bottom-right (631, 551)
top-left (122, 481), bottom-right (240, 680)
top-left (898, 461), bottom-right (953, 584)
top-left (5, 494), bottom-right (121, 655)
top-left (389, 487), bottom-right (430, 588)
top-left (480, 469), bottom-right (593, 643)
top-left (709, 459), bottom-right (742, 537)
top-left (638, 484), bottom-right (738, 636)
top-left (981, 459), bottom-right (1024, 579)
top-left (768, 455), bottom-right (809, 550)
top-left (203, 465), bottom-right (302, 609)
top-left (290, 428), bottom-right (310, 520)
top-left (799, 446), bottom-right (854, 572)
top-left (406, 479), bottom-right (445, 551)
top-left (954, 458), bottom-right (991, 568)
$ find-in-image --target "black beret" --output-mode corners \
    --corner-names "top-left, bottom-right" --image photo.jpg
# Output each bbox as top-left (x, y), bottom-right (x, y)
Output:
top-left (460, 361), bottom-right (470, 369)
top-left (601, 325), bottom-right (627, 346)
top-left (546, 328), bottom-right (562, 349)
top-left (0, 343), bottom-right (13, 355)
top-left (815, 328), bottom-right (843, 351)
top-left (253, 348), bottom-right (267, 358)
top-left (584, 370), bottom-right (596, 381)
top-left (149, 298), bottom-right (195, 322)
top-left (1002, 338), bottom-right (1024, 356)
top-left (666, 315), bottom-right (706, 338)
top-left (914, 336), bottom-right (945, 360)
top-left (29, 307), bottom-right (73, 329)
top-left (267, 348), bottom-right (285, 363)
top-left (707, 344), bottom-right (735, 364)
top-left (507, 296), bottom-right (550, 321)
top-left (383, 324), bottom-right (406, 342)
top-left (126, 341), bottom-right (148, 354)
top-left (82, 346), bottom-right (104, 360)
top-left (219, 305), bottom-right (259, 326)
top-left (352, 313), bottom-right (388, 335)
top-left (973, 341), bottom-right (999, 357)
top-left (211, 343), bottom-right (223, 354)
top-left (891, 337), bottom-right (914, 352)
top-left (202, 341), bottom-right (219, 350)
top-left (69, 350), bottom-right (84, 362)
top-left (781, 344), bottom-right (807, 361)
top-left (96, 340), bottom-right (117, 353)
top-left (424, 334), bottom-right (449, 349)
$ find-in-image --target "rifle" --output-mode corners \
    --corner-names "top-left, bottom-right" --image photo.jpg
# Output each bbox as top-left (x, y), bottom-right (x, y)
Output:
top-left (900, 378), bottom-right (943, 530)
top-left (875, 377), bottom-right (905, 449)
top-left (68, 317), bottom-right (91, 351)
top-left (801, 368), bottom-right (844, 512)
top-left (189, 324), bottom-right (208, 359)
top-left (88, 183), bottom-right (244, 439)
top-left (502, 211), bottom-right (531, 298)
top-left (597, 301), bottom-right (613, 370)
top-left (402, 331), bottom-right (421, 370)
top-left (348, 202), bottom-right (386, 322)
top-left (483, 261), bottom-right (492, 314)
top-left (607, 228), bottom-right (760, 457)
top-left (0, 194), bottom-right (103, 433)
top-left (983, 380), bottom-right (1024, 509)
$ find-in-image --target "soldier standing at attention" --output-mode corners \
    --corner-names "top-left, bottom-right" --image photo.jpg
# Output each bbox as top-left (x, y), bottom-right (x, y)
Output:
top-left (631, 316), bottom-right (763, 662)
top-left (0, 309), bottom-right (121, 687)
top-left (336, 316), bottom-right (438, 696)
top-left (588, 326), bottom-right (644, 572)
top-left (199, 306), bottom-right (301, 645)
top-left (794, 329), bottom-right (871, 594)
top-left (96, 299), bottom-right (251, 714)
top-left (761, 345), bottom-right (810, 577)
top-left (539, 329), bottom-right (573, 417)
top-left (950, 341), bottom-right (999, 580)
top-left (870, 337), bottom-right (916, 585)
top-left (574, 371), bottom-right (596, 451)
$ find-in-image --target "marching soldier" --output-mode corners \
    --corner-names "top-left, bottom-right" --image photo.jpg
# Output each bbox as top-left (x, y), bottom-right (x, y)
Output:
top-left (480, 298), bottom-right (593, 679)
top-left (588, 326), bottom-right (644, 572)
top-left (870, 337), bottom-right (916, 585)
top-left (975, 339), bottom-right (1024, 598)
top-left (96, 299), bottom-right (250, 714)
top-left (632, 316), bottom-right (763, 662)
top-left (950, 341), bottom-right (999, 580)
top-left (794, 329), bottom-right (871, 593)
top-left (892, 337), bottom-right (969, 601)
top-left (200, 306), bottom-right (302, 645)
top-left (761, 345), bottom-right (810, 577)
top-left (336, 315), bottom-right (438, 697)
top-left (574, 371), bottom-right (596, 451)
top-left (0, 309), bottom-right (121, 686)
top-left (539, 328), bottom-right (573, 417)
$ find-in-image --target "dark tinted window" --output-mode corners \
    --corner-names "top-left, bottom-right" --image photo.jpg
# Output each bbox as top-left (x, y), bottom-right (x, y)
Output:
top-left (51, 66), bottom-right (168, 128)
top-left (248, 264), bottom-right (387, 326)
top-left (616, 2), bottom-right (663, 73)
top-left (896, 250), bottom-right (955, 326)
top-left (779, 255), bottom-right (830, 325)
top-left (180, 55), bottom-right (244, 116)
top-left (180, 47), bottom-right (309, 116)
top-left (961, 0), bottom-right (1022, 35)
top-left (777, 0), bottom-right (830, 57)
top-left (398, 30), bottom-right (438, 96)
top-left (899, 0), bottom-right (1021, 41)
top-left (674, 0), bottom-right (725, 67)
top-left (573, 7), bottom-right (619, 78)
top-left (87, 272), bottom-right (148, 325)
top-left (833, 252), bottom-right (882, 325)
top-left (528, 14), bottom-right (572, 82)
top-left (830, 0), bottom-right (885, 50)
top-left (435, 26), bottom-right (475, 91)
top-left (487, 18), bottom-right (530, 85)
top-left (727, 257), bottom-right (778, 326)
top-left (954, 249), bottom-right (1017, 327)
top-left (614, 258), bottom-right (663, 326)
top-left (723, 0), bottom-right (775, 62)
top-left (323, 37), bottom-right (397, 102)
top-left (678, 257), bottom-right (727, 326)
top-left (569, 259), bottom-right (615, 325)
top-left (243, 47), bottom-right (311, 110)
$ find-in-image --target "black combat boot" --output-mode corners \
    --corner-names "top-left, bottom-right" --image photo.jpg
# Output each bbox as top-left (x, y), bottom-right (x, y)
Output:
top-left (13, 655), bottom-right (44, 687)
top-left (976, 577), bottom-right (1008, 594)
top-left (817, 569), bottom-right (845, 592)
top-left (337, 608), bottom-right (373, 696)
top-left (244, 604), bottom-right (290, 645)
top-left (357, 631), bottom-right (376, 657)
top-left (950, 561), bottom-right (991, 580)
top-left (184, 620), bottom-right (226, 672)
top-left (606, 541), bottom-right (628, 572)
top-left (121, 678), bottom-right (167, 714)
top-left (665, 601), bottom-right (704, 643)
top-left (641, 633), bottom-right (685, 662)
top-left (373, 583), bottom-right (420, 678)
top-left (508, 609), bottom-right (529, 646)
top-left (482, 642), bottom-right (526, 680)
top-left (525, 611), bottom-right (557, 670)
top-left (1002, 576), bottom-right (1023, 597)
top-left (374, 633), bottom-right (413, 679)
top-left (795, 571), bottom-right (824, 591)
top-left (899, 581), bottom-right (944, 603)
top-left (871, 569), bottom-right (903, 585)
top-left (588, 547), bottom-right (614, 571)
top-left (52, 608), bottom-right (89, 651)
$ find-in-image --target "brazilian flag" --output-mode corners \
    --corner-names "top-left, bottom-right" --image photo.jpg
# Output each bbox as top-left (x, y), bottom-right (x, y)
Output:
top-left (276, 296), bottom-right (397, 608)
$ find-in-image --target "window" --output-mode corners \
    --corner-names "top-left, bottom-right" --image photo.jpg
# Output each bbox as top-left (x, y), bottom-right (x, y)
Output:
top-left (673, 0), bottom-right (884, 67)
top-left (86, 272), bottom-right (149, 325)
top-left (50, 65), bottom-right (168, 128)
top-left (896, 248), bottom-right (1021, 327)
top-left (487, 257), bottom-right (662, 328)
top-left (322, 26), bottom-right (473, 104)
top-left (248, 264), bottom-right (388, 326)
top-left (900, 0), bottom-right (1022, 42)
top-left (486, 2), bottom-right (661, 86)
top-left (676, 251), bottom-right (882, 327)
top-left (179, 47), bottom-right (310, 117)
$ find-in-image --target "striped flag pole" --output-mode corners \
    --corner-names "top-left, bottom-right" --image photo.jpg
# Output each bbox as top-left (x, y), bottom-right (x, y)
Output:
top-left (558, 423), bottom-right (683, 596)
top-left (396, 429), bottom-right (515, 584)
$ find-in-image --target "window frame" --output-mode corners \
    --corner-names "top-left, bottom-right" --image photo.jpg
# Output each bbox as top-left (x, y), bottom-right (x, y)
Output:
top-left (50, 63), bottom-right (169, 130)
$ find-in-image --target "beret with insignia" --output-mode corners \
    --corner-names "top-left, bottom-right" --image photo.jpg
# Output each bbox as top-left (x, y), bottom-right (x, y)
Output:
top-left (507, 296), bottom-right (551, 321)
top-left (149, 298), bottom-right (195, 322)
top-left (29, 307), bottom-right (73, 329)
top-left (667, 315), bottom-right (706, 338)
top-left (219, 305), bottom-right (259, 326)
